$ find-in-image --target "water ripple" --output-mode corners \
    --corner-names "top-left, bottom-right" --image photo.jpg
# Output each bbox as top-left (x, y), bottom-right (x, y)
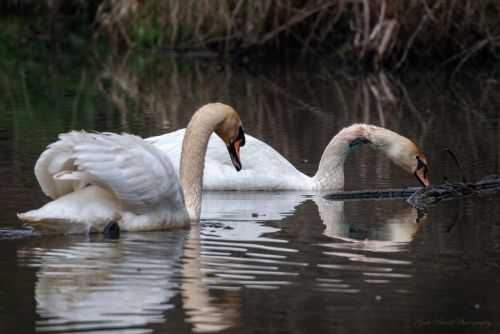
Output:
top-left (18, 232), bottom-right (185, 333)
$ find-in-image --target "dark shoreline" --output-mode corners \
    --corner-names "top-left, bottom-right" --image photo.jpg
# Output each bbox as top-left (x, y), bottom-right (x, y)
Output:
top-left (2, 1), bottom-right (500, 72)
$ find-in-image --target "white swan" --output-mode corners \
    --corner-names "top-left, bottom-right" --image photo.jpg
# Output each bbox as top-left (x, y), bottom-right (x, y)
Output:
top-left (17, 103), bottom-right (246, 234)
top-left (148, 123), bottom-right (429, 190)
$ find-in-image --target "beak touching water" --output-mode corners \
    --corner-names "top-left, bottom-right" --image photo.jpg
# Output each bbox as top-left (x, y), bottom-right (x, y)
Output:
top-left (228, 126), bottom-right (245, 171)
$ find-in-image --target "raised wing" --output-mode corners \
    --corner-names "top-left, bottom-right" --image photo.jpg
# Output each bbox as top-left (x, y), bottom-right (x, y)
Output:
top-left (36, 131), bottom-right (184, 214)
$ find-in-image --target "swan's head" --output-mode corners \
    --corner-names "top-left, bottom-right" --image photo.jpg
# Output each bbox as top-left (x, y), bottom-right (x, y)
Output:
top-left (213, 104), bottom-right (246, 171)
top-left (385, 139), bottom-right (430, 187)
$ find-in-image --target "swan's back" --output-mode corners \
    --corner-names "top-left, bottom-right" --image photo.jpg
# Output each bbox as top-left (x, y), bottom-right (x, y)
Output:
top-left (148, 129), bottom-right (312, 190)
top-left (20, 131), bottom-right (189, 233)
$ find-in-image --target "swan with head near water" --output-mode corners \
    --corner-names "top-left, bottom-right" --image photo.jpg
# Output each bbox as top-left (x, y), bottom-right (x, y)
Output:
top-left (17, 103), bottom-right (246, 234)
top-left (148, 123), bottom-right (429, 190)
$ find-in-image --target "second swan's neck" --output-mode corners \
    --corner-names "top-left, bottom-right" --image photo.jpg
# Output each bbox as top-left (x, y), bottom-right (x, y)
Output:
top-left (180, 104), bottom-right (227, 220)
top-left (313, 124), bottom-right (376, 190)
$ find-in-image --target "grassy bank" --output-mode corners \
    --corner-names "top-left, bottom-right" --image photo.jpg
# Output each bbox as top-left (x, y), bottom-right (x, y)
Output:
top-left (2, 0), bottom-right (500, 69)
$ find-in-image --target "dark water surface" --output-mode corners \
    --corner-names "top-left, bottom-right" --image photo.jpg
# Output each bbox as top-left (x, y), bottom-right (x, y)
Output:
top-left (1, 52), bottom-right (499, 333)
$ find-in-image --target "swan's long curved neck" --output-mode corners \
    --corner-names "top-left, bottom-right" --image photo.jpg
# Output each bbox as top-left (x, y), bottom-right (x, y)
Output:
top-left (313, 124), bottom-right (374, 190)
top-left (180, 105), bottom-right (227, 221)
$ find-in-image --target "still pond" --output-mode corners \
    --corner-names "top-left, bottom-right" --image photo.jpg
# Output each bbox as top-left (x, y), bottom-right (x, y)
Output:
top-left (0, 52), bottom-right (499, 333)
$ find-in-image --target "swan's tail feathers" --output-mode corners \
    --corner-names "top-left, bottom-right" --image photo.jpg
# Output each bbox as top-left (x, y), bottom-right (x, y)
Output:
top-left (17, 212), bottom-right (90, 235)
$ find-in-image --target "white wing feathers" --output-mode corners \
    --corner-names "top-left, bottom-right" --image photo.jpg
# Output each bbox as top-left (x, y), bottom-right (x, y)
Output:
top-left (35, 131), bottom-right (89, 199)
top-left (36, 131), bottom-right (183, 214)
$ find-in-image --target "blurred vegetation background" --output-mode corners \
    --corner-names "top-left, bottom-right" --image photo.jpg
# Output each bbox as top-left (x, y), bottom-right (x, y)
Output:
top-left (1, 0), bottom-right (500, 69)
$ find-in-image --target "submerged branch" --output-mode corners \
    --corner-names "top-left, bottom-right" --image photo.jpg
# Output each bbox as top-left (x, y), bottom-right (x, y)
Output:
top-left (324, 176), bottom-right (500, 210)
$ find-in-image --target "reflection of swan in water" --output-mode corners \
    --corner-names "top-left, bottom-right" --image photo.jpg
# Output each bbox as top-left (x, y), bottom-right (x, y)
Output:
top-left (16, 196), bottom-right (286, 334)
top-left (201, 191), bottom-right (425, 250)
top-left (17, 193), bottom-right (426, 333)
top-left (181, 224), bottom-right (241, 333)
top-left (196, 191), bottom-right (305, 286)
top-left (16, 211), bottom-right (279, 334)
top-left (201, 191), bottom-right (304, 222)
top-left (314, 197), bottom-right (426, 253)
top-left (311, 197), bottom-right (426, 292)
top-left (17, 233), bottom-right (185, 333)
top-left (200, 192), bottom-right (426, 295)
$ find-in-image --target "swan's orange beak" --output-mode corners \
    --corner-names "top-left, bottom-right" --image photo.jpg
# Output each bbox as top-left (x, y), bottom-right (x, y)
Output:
top-left (415, 165), bottom-right (430, 187)
top-left (415, 168), bottom-right (431, 187)
top-left (227, 126), bottom-right (245, 171)
top-left (414, 156), bottom-right (430, 187)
